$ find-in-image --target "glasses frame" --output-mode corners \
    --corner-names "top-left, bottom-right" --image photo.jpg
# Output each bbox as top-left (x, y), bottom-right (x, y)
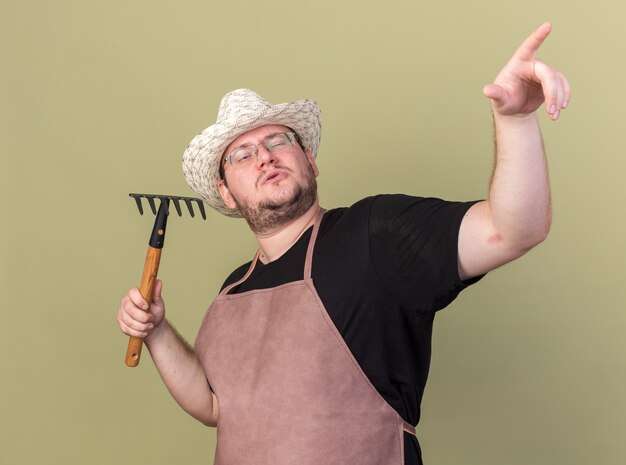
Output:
top-left (222, 131), bottom-right (298, 169)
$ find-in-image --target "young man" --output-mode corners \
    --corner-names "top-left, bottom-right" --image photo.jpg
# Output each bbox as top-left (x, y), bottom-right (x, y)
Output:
top-left (118, 23), bottom-right (570, 465)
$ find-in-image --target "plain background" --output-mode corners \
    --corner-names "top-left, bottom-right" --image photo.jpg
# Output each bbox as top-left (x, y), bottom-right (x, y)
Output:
top-left (2, 1), bottom-right (624, 464)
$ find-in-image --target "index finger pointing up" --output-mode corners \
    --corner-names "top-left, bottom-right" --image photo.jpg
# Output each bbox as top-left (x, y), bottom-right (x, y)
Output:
top-left (514, 22), bottom-right (553, 61)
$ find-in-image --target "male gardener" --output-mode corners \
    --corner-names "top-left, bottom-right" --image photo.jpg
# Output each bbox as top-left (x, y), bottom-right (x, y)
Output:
top-left (117, 23), bottom-right (570, 465)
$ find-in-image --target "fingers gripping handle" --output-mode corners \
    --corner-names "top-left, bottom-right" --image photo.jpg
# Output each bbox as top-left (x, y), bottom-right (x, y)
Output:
top-left (125, 246), bottom-right (162, 367)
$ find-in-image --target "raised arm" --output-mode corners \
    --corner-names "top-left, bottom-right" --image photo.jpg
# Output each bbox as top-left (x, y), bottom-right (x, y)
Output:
top-left (458, 23), bottom-right (571, 280)
top-left (117, 280), bottom-right (218, 426)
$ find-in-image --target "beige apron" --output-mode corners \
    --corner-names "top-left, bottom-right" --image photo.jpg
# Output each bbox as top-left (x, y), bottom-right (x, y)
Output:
top-left (195, 209), bottom-right (416, 465)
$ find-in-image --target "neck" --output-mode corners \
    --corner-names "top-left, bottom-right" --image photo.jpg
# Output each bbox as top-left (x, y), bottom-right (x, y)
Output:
top-left (255, 201), bottom-right (321, 263)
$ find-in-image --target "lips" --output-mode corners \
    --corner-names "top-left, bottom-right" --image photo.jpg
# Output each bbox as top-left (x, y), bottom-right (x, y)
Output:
top-left (260, 169), bottom-right (288, 185)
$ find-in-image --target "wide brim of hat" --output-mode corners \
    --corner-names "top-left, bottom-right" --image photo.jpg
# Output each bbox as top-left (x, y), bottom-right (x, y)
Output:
top-left (182, 97), bottom-right (321, 218)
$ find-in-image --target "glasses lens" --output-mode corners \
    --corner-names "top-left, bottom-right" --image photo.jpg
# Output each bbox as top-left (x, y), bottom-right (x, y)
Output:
top-left (265, 133), bottom-right (293, 152)
top-left (232, 146), bottom-right (256, 165)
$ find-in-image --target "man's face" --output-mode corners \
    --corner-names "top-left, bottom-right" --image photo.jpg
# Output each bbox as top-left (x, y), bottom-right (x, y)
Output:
top-left (217, 124), bottom-right (319, 233)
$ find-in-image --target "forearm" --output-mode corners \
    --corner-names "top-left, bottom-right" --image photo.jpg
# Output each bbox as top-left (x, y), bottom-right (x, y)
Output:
top-left (488, 111), bottom-right (552, 251)
top-left (145, 319), bottom-right (217, 426)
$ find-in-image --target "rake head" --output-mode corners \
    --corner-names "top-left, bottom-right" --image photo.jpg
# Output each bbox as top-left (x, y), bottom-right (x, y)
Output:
top-left (129, 193), bottom-right (206, 249)
top-left (129, 193), bottom-right (206, 220)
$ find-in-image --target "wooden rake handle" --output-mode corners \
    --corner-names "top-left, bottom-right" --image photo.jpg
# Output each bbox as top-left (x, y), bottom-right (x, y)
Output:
top-left (125, 246), bottom-right (162, 367)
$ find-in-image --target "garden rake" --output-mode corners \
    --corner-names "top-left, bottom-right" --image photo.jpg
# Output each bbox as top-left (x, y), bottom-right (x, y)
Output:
top-left (125, 193), bottom-right (206, 367)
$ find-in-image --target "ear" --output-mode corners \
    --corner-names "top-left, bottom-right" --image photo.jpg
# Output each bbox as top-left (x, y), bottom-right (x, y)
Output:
top-left (304, 148), bottom-right (319, 177)
top-left (217, 179), bottom-right (237, 210)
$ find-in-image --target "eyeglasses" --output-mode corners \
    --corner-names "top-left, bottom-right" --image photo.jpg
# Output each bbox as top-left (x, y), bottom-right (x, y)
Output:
top-left (222, 131), bottom-right (298, 169)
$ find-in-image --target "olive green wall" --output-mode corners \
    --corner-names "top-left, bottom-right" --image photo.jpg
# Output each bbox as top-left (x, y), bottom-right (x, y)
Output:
top-left (2, 1), bottom-right (624, 464)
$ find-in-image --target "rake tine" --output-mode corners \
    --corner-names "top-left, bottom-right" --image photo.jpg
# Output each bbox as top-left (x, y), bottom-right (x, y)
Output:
top-left (183, 198), bottom-right (195, 217)
top-left (146, 196), bottom-right (157, 215)
top-left (171, 197), bottom-right (183, 216)
top-left (195, 199), bottom-right (206, 220)
top-left (133, 196), bottom-right (144, 215)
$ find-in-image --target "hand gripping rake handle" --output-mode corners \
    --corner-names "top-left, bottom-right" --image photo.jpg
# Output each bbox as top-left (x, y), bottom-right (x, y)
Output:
top-left (125, 193), bottom-right (206, 367)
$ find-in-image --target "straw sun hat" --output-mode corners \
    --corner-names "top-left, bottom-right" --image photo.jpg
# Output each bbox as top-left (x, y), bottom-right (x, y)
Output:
top-left (182, 88), bottom-right (322, 217)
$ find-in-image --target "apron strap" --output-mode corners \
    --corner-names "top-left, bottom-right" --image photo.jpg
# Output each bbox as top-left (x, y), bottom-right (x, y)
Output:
top-left (220, 249), bottom-right (261, 295)
top-left (402, 421), bottom-right (417, 437)
top-left (304, 208), bottom-right (326, 280)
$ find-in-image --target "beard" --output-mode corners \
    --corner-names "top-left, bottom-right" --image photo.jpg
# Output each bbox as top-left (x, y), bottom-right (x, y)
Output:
top-left (233, 164), bottom-right (318, 234)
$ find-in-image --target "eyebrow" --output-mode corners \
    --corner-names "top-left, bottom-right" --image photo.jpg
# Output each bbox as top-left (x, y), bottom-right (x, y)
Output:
top-left (230, 132), bottom-right (283, 152)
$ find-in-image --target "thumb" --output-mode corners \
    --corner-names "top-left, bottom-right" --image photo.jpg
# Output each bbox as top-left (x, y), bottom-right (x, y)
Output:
top-left (152, 279), bottom-right (164, 304)
top-left (483, 83), bottom-right (505, 106)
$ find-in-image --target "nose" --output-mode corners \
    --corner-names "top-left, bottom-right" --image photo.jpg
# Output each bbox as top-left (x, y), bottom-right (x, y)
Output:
top-left (255, 144), bottom-right (276, 167)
